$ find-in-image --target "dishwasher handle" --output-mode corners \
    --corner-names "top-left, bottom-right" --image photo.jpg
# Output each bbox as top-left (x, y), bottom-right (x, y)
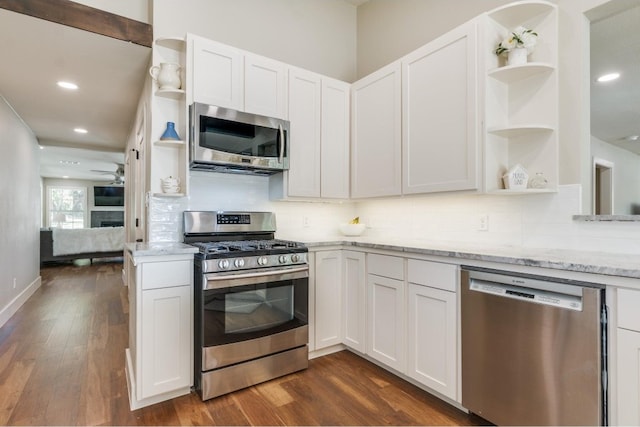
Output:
top-left (469, 278), bottom-right (583, 311)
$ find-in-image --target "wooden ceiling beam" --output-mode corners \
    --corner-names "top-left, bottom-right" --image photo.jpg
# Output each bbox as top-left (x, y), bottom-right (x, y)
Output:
top-left (0, 0), bottom-right (152, 47)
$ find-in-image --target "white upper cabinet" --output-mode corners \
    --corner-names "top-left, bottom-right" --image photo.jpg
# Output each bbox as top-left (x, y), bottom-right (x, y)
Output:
top-left (244, 53), bottom-right (288, 119)
top-left (402, 20), bottom-right (479, 194)
top-left (271, 68), bottom-right (350, 200)
top-left (188, 34), bottom-right (288, 119)
top-left (482, 1), bottom-right (558, 193)
top-left (287, 68), bottom-right (322, 197)
top-left (351, 62), bottom-right (403, 198)
top-left (320, 77), bottom-right (351, 199)
top-left (189, 34), bottom-right (244, 110)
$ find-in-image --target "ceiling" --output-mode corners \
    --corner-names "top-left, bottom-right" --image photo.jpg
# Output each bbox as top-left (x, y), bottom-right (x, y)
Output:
top-left (0, 7), bottom-right (150, 182)
top-left (0, 2), bottom-right (636, 183)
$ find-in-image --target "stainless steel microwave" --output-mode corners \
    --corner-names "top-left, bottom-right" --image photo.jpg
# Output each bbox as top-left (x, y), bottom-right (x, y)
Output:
top-left (189, 102), bottom-right (289, 175)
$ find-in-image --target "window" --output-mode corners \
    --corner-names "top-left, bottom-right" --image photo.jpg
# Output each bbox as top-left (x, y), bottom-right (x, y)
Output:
top-left (47, 186), bottom-right (87, 229)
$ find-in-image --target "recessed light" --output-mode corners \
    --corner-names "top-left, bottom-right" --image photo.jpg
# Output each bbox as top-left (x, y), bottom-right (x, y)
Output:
top-left (62, 176), bottom-right (69, 179)
top-left (596, 72), bottom-right (620, 82)
top-left (59, 160), bottom-right (80, 165)
top-left (57, 81), bottom-right (78, 90)
top-left (74, 127), bottom-right (88, 134)
top-left (626, 135), bottom-right (640, 142)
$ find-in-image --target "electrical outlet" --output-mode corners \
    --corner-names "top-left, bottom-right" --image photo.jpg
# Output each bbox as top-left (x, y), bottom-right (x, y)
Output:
top-left (478, 214), bottom-right (489, 231)
top-left (302, 216), bottom-right (310, 228)
top-left (13, 278), bottom-right (16, 289)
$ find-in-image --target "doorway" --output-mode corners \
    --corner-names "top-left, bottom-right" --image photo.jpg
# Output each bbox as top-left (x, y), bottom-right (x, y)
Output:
top-left (593, 157), bottom-right (614, 215)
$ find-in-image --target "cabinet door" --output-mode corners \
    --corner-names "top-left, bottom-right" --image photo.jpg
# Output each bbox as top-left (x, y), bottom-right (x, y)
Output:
top-left (245, 53), bottom-right (288, 119)
top-left (321, 77), bottom-right (350, 199)
top-left (343, 251), bottom-right (366, 352)
top-left (351, 62), bottom-right (402, 198)
top-left (407, 283), bottom-right (457, 400)
top-left (402, 20), bottom-right (478, 194)
top-left (191, 36), bottom-right (244, 110)
top-left (140, 285), bottom-right (191, 399)
top-left (287, 68), bottom-right (322, 197)
top-left (367, 273), bottom-right (405, 372)
top-left (315, 251), bottom-right (343, 349)
top-left (617, 328), bottom-right (640, 425)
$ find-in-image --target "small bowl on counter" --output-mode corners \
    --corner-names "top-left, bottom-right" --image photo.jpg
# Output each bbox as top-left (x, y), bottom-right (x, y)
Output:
top-left (339, 223), bottom-right (366, 236)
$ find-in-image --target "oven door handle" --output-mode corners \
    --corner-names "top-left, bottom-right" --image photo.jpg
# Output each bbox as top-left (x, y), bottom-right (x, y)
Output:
top-left (203, 266), bottom-right (308, 290)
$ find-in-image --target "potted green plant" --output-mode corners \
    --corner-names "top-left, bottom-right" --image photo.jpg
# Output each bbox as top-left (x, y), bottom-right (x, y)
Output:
top-left (494, 26), bottom-right (538, 66)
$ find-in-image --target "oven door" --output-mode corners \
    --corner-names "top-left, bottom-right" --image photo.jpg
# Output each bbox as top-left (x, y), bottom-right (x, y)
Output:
top-left (199, 266), bottom-right (308, 371)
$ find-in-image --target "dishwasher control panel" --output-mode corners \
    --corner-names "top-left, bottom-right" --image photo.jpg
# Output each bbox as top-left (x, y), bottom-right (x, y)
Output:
top-left (470, 280), bottom-right (583, 311)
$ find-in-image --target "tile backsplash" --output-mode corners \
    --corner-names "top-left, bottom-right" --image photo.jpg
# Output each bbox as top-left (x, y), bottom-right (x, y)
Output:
top-left (147, 173), bottom-right (640, 255)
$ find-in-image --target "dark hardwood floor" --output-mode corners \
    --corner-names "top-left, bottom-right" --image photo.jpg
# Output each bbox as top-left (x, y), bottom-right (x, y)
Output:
top-left (0, 261), bottom-right (488, 426)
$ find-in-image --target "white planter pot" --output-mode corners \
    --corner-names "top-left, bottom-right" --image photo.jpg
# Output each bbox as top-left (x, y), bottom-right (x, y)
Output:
top-left (507, 48), bottom-right (528, 66)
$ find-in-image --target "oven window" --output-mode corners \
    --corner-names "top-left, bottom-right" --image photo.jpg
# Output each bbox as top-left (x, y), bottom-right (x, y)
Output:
top-left (218, 286), bottom-right (293, 334)
top-left (201, 278), bottom-right (307, 346)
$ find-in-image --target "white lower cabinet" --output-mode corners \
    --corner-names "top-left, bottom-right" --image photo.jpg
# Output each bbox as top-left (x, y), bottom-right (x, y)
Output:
top-left (126, 251), bottom-right (194, 410)
top-left (366, 254), bottom-right (406, 373)
top-left (313, 249), bottom-right (460, 403)
top-left (616, 328), bottom-right (640, 425)
top-left (616, 288), bottom-right (640, 425)
top-left (140, 284), bottom-right (191, 398)
top-left (407, 283), bottom-right (457, 400)
top-left (342, 251), bottom-right (366, 352)
top-left (314, 250), bottom-right (343, 350)
top-left (406, 259), bottom-right (458, 401)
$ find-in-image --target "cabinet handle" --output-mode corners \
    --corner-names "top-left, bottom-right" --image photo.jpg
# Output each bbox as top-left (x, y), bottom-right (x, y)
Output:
top-left (278, 124), bottom-right (285, 165)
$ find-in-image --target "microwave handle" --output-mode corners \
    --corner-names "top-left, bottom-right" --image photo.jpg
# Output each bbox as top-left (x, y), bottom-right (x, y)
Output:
top-left (278, 124), bottom-right (284, 165)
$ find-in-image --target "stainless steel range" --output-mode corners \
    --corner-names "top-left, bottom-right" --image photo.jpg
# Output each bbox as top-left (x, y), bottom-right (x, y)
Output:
top-left (184, 211), bottom-right (309, 400)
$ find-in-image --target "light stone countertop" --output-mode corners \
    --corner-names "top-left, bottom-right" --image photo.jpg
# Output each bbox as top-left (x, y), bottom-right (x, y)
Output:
top-left (283, 235), bottom-right (640, 280)
top-left (125, 242), bottom-right (199, 257)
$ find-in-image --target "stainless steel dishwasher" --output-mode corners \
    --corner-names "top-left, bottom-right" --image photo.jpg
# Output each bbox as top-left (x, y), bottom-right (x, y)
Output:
top-left (461, 266), bottom-right (607, 426)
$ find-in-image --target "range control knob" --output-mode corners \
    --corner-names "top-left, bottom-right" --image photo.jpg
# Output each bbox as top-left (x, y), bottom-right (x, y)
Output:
top-left (234, 259), bottom-right (245, 268)
top-left (291, 254), bottom-right (301, 263)
top-left (257, 256), bottom-right (268, 266)
top-left (278, 255), bottom-right (288, 264)
top-left (218, 259), bottom-right (230, 269)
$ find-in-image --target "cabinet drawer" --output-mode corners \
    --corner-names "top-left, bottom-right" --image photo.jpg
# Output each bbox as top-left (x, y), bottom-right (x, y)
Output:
top-left (367, 254), bottom-right (404, 280)
top-left (407, 259), bottom-right (457, 292)
top-left (141, 260), bottom-right (191, 290)
top-left (618, 288), bottom-right (640, 331)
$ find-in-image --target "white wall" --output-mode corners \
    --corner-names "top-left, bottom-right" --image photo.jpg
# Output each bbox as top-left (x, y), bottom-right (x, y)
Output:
top-left (355, 0), bottom-right (514, 78)
top-left (0, 96), bottom-right (41, 327)
top-left (150, 173), bottom-right (640, 256)
top-left (148, 171), bottom-right (356, 243)
top-left (151, 0), bottom-right (358, 82)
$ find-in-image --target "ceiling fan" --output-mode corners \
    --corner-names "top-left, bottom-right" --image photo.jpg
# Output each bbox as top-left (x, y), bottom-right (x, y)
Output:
top-left (91, 163), bottom-right (125, 185)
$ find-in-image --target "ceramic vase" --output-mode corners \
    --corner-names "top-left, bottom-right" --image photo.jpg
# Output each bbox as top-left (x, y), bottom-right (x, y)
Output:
top-left (149, 62), bottom-right (182, 90)
top-left (160, 122), bottom-right (180, 141)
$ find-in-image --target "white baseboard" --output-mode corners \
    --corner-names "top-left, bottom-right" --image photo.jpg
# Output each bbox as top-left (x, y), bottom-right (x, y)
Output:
top-left (0, 275), bottom-right (42, 329)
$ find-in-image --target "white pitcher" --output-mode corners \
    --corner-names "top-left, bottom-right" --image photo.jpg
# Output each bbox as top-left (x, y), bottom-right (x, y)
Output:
top-left (149, 63), bottom-right (182, 90)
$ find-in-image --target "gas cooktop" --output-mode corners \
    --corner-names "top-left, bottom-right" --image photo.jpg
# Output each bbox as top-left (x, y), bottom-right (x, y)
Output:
top-left (191, 239), bottom-right (307, 256)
